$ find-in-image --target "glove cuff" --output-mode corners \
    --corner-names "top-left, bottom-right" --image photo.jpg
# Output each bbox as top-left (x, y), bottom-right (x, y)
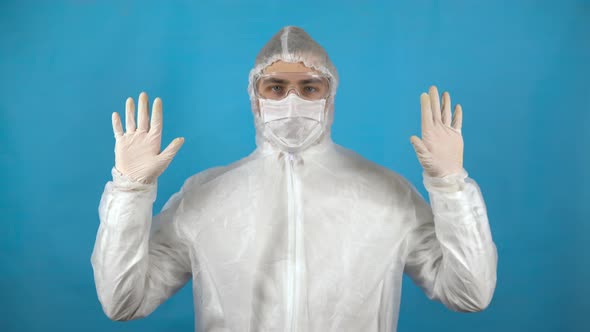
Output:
top-left (422, 168), bottom-right (469, 193)
top-left (111, 167), bottom-right (157, 192)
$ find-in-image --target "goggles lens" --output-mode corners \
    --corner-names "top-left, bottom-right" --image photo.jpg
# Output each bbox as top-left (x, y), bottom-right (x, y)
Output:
top-left (255, 72), bottom-right (330, 101)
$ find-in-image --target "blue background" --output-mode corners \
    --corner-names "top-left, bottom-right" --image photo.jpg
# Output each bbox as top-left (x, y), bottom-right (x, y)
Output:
top-left (1, 0), bottom-right (588, 331)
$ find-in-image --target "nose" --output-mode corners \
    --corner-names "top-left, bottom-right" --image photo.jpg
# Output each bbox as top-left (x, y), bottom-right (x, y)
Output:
top-left (286, 88), bottom-right (299, 96)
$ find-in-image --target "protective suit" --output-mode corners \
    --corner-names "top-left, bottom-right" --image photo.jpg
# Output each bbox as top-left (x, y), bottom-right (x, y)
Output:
top-left (91, 26), bottom-right (497, 332)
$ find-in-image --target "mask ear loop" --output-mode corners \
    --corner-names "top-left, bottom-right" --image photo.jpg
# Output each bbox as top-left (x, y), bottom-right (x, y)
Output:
top-left (314, 84), bottom-right (333, 145)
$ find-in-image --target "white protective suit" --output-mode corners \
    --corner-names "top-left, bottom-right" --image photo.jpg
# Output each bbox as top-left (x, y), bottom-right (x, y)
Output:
top-left (91, 26), bottom-right (498, 331)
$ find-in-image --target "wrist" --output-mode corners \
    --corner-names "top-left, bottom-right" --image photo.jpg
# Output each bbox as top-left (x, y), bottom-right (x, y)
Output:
top-left (112, 167), bottom-right (157, 191)
top-left (422, 168), bottom-right (468, 193)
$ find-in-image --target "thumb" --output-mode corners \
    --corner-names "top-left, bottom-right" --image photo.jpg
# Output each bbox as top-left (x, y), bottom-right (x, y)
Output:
top-left (160, 137), bottom-right (185, 160)
top-left (409, 136), bottom-right (429, 156)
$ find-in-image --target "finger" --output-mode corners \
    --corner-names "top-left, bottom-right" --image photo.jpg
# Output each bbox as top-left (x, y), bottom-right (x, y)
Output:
top-left (137, 91), bottom-right (149, 132)
top-left (451, 104), bottom-right (463, 131)
top-left (420, 93), bottom-right (434, 129)
top-left (410, 135), bottom-right (430, 156)
top-left (160, 137), bottom-right (185, 159)
top-left (112, 112), bottom-right (124, 138)
top-left (429, 86), bottom-right (442, 123)
top-left (150, 97), bottom-right (163, 135)
top-left (125, 97), bottom-right (136, 132)
top-left (441, 91), bottom-right (452, 126)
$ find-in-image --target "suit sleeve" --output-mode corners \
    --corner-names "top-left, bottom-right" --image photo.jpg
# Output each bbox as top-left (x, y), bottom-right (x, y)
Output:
top-left (91, 167), bottom-right (192, 321)
top-left (402, 168), bottom-right (498, 312)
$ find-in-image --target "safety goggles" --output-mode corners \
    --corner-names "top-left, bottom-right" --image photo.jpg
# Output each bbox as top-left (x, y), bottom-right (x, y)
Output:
top-left (254, 72), bottom-right (331, 101)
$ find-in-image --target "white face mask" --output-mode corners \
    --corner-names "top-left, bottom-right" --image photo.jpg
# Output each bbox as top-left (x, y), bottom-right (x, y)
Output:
top-left (258, 93), bottom-right (327, 153)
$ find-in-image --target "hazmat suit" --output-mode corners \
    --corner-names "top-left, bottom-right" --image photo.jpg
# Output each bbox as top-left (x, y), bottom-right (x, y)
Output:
top-left (91, 26), bottom-right (498, 332)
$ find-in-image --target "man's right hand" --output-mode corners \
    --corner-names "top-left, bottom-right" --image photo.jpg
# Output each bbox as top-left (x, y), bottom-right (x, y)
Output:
top-left (112, 92), bottom-right (184, 184)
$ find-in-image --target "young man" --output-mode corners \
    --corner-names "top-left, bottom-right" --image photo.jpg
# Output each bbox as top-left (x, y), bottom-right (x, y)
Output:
top-left (92, 26), bottom-right (497, 331)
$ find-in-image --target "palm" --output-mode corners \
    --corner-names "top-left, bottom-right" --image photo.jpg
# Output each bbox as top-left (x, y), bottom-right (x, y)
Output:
top-left (410, 86), bottom-right (464, 178)
top-left (112, 92), bottom-right (184, 184)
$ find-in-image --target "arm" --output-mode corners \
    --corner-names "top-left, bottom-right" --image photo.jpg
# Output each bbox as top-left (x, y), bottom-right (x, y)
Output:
top-left (91, 92), bottom-right (188, 321)
top-left (91, 168), bottom-right (192, 321)
top-left (402, 169), bottom-right (497, 312)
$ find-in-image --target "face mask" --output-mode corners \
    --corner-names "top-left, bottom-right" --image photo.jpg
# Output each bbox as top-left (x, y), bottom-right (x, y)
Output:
top-left (258, 93), bottom-right (326, 153)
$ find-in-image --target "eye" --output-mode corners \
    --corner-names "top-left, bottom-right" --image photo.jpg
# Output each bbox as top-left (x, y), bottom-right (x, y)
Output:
top-left (303, 86), bottom-right (317, 93)
top-left (271, 85), bottom-right (283, 93)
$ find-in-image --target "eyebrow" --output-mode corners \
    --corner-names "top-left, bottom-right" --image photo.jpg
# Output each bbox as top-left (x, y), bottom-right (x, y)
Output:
top-left (299, 78), bottom-right (324, 84)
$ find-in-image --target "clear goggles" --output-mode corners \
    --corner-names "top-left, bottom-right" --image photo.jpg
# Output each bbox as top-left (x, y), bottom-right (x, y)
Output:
top-left (254, 72), bottom-right (331, 101)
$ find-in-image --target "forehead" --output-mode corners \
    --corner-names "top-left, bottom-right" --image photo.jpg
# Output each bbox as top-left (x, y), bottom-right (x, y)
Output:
top-left (263, 60), bottom-right (319, 74)
top-left (257, 73), bottom-right (327, 84)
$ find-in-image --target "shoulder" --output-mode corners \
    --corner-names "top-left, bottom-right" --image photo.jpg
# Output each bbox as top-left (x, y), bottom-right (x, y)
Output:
top-left (180, 151), bottom-right (262, 192)
top-left (328, 144), bottom-right (415, 193)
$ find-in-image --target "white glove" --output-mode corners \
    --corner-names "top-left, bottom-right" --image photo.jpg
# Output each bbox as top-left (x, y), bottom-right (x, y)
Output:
top-left (112, 92), bottom-right (184, 184)
top-left (410, 86), bottom-right (464, 178)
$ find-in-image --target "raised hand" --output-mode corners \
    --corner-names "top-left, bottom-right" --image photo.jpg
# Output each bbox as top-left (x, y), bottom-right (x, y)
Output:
top-left (410, 86), bottom-right (464, 178)
top-left (112, 92), bottom-right (184, 184)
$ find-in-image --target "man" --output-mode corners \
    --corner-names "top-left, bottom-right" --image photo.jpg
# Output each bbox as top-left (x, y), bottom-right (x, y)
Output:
top-left (91, 26), bottom-right (497, 331)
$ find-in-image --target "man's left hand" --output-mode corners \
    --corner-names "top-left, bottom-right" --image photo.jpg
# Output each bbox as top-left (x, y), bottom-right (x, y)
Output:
top-left (410, 85), bottom-right (465, 178)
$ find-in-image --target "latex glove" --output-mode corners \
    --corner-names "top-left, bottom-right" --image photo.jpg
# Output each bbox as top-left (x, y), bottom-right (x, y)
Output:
top-left (112, 92), bottom-right (184, 184)
top-left (410, 86), bottom-right (464, 178)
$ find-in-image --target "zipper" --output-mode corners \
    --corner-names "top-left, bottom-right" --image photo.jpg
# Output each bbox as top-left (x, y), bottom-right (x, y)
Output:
top-left (285, 152), bottom-right (299, 331)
